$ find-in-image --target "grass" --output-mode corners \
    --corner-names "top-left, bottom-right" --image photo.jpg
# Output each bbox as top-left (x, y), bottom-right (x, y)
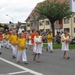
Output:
top-left (43, 43), bottom-right (75, 49)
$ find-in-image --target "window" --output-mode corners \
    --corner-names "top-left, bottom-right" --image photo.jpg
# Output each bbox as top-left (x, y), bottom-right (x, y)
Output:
top-left (74, 28), bottom-right (75, 33)
top-left (46, 21), bottom-right (50, 25)
top-left (27, 24), bottom-right (30, 27)
top-left (31, 23), bottom-right (33, 26)
top-left (64, 28), bottom-right (70, 32)
top-left (74, 17), bottom-right (75, 23)
top-left (64, 18), bottom-right (69, 24)
top-left (46, 29), bottom-right (50, 32)
top-left (39, 22), bottom-right (43, 26)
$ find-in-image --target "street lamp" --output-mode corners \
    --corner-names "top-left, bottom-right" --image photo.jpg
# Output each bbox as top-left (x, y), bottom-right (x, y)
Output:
top-left (6, 14), bottom-right (14, 23)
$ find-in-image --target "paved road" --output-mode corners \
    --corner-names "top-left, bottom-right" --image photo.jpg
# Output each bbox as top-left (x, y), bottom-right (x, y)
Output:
top-left (0, 46), bottom-right (75, 75)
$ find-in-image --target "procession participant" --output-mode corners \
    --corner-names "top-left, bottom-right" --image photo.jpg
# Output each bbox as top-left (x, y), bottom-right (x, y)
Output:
top-left (17, 33), bottom-right (28, 64)
top-left (28, 32), bottom-right (32, 49)
top-left (4, 32), bottom-right (10, 49)
top-left (22, 31), bottom-right (28, 49)
top-left (47, 31), bottom-right (53, 53)
top-left (18, 25), bottom-right (24, 34)
top-left (61, 31), bottom-right (71, 59)
top-left (33, 30), bottom-right (42, 63)
top-left (0, 32), bottom-right (3, 54)
top-left (10, 30), bottom-right (18, 59)
top-left (31, 29), bottom-right (36, 54)
top-left (61, 31), bottom-right (64, 51)
top-left (1, 31), bottom-right (5, 47)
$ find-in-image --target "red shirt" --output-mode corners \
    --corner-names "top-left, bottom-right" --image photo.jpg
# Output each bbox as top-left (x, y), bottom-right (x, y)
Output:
top-left (31, 33), bottom-right (36, 44)
top-left (23, 34), bottom-right (27, 39)
top-left (0, 33), bottom-right (3, 40)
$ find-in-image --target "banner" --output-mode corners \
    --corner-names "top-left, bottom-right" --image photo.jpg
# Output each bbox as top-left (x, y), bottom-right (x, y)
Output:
top-left (70, 0), bottom-right (75, 12)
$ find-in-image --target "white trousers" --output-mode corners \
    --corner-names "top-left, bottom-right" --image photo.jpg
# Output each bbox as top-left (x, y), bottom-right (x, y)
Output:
top-left (11, 45), bottom-right (17, 57)
top-left (48, 42), bottom-right (53, 50)
top-left (17, 50), bottom-right (27, 62)
top-left (1, 40), bottom-right (3, 46)
top-left (5, 40), bottom-right (9, 48)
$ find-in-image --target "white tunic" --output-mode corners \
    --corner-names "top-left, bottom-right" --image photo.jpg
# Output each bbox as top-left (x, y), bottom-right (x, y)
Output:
top-left (61, 36), bottom-right (69, 51)
top-left (33, 36), bottom-right (42, 54)
top-left (61, 33), bottom-right (64, 50)
top-left (29, 36), bottom-right (32, 45)
top-left (18, 28), bottom-right (24, 34)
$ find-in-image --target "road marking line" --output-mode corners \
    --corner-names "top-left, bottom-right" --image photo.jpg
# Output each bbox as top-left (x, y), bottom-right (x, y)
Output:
top-left (0, 57), bottom-right (43, 75)
top-left (8, 71), bottom-right (28, 75)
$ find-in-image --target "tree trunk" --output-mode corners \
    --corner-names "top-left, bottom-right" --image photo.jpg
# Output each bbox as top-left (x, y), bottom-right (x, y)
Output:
top-left (51, 23), bottom-right (55, 37)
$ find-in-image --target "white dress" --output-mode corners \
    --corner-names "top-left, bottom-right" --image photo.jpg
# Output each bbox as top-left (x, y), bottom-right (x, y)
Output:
top-left (29, 36), bottom-right (32, 45)
top-left (33, 36), bottom-right (42, 54)
top-left (61, 33), bottom-right (64, 50)
top-left (61, 36), bottom-right (69, 51)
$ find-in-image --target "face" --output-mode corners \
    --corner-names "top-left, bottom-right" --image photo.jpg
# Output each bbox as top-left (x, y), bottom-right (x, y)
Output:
top-left (36, 31), bottom-right (39, 36)
top-left (64, 32), bottom-right (68, 37)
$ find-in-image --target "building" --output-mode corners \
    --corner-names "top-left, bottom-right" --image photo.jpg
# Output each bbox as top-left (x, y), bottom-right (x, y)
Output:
top-left (25, 0), bottom-right (75, 37)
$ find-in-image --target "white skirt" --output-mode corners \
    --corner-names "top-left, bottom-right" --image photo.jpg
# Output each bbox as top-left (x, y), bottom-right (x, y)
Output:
top-left (33, 45), bottom-right (42, 54)
top-left (61, 42), bottom-right (69, 51)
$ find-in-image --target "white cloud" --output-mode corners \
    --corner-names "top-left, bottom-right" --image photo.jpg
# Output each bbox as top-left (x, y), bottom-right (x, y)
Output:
top-left (0, 0), bottom-right (44, 23)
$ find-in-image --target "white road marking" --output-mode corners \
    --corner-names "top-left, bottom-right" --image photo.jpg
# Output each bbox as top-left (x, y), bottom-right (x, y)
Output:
top-left (8, 71), bottom-right (28, 75)
top-left (0, 57), bottom-right (43, 75)
top-left (0, 71), bottom-right (27, 75)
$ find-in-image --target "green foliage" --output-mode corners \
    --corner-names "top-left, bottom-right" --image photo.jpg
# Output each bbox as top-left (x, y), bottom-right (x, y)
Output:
top-left (37, 0), bottom-right (72, 23)
top-left (36, 0), bottom-right (72, 36)
top-left (43, 44), bottom-right (75, 49)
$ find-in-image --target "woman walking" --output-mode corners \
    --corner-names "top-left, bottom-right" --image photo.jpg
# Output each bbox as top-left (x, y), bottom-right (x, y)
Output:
top-left (33, 31), bottom-right (42, 63)
top-left (61, 31), bottom-right (71, 59)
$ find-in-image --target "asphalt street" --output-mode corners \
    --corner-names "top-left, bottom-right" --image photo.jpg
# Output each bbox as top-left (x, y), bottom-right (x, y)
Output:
top-left (0, 46), bottom-right (75, 75)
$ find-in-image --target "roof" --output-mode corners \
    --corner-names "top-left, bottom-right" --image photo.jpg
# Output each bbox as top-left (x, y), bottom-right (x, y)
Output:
top-left (25, 0), bottom-right (70, 22)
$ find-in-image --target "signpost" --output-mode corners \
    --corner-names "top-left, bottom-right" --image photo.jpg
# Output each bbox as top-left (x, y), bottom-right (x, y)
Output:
top-left (70, 0), bottom-right (75, 12)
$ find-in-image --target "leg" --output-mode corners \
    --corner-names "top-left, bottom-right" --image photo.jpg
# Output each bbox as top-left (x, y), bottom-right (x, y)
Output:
top-left (12, 45), bottom-right (17, 58)
top-left (33, 53), bottom-right (37, 61)
top-left (37, 53), bottom-right (40, 63)
top-left (63, 51), bottom-right (66, 58)
top-left (50, 42), bottom-right (53, 53)
top-left (17, 51), bottom-right (22, 63)
top-left (22, 50), bottom-right (28, 64)
top-left (47, 43), bottom-right (49, 52)
top-left (7, 40), bottom-right (9, 49)
top-left (65, 51), bottom-right (70, 59)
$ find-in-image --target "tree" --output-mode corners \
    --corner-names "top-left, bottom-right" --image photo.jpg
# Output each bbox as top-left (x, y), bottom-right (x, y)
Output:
top-left (36, 0), bottom-right (72, 36)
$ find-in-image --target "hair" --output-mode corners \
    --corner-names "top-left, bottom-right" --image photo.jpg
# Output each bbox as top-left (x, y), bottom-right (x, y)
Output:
top-left (36, 30), bottom-right (40, 35)
top-left (64, 31), bottom-right (68, 34)
top-left (32, 29), bottom-right (35, 33)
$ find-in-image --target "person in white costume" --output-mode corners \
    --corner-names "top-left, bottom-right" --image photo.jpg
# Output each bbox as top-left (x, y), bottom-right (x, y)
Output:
top-left (61, 31), bottom-right (71, 59)
top-left (28, 33), bottom-right (32, 49)
top-left (61, 31), bottom-right (64, 50)
top-left (33, 31), bottom-right (42, 62)
top-left (18, 25), bottom-right (24, 34)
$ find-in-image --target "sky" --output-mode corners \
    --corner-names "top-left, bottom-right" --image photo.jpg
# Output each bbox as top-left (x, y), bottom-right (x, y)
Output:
top-left (0, 0), bottom-right (44, 23)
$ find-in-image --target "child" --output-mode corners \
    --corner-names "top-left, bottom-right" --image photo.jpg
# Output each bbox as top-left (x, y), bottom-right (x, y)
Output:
top-left (17, 33), bottom-right (28, 64)
top-left (4, 32), bottom-right (10, 49)
top-left (0, 32), bottom-right (3, 54)
top-left (61, 31), bottom-right (71, 59)
top-left (28, 33), bottom-right (32, 49)
top-left (10, 30), bottom-right (18, 59)
top-left (47, 31), bottom-right (53, 53)
top-left (33, 31), bottom-right (42, 63)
